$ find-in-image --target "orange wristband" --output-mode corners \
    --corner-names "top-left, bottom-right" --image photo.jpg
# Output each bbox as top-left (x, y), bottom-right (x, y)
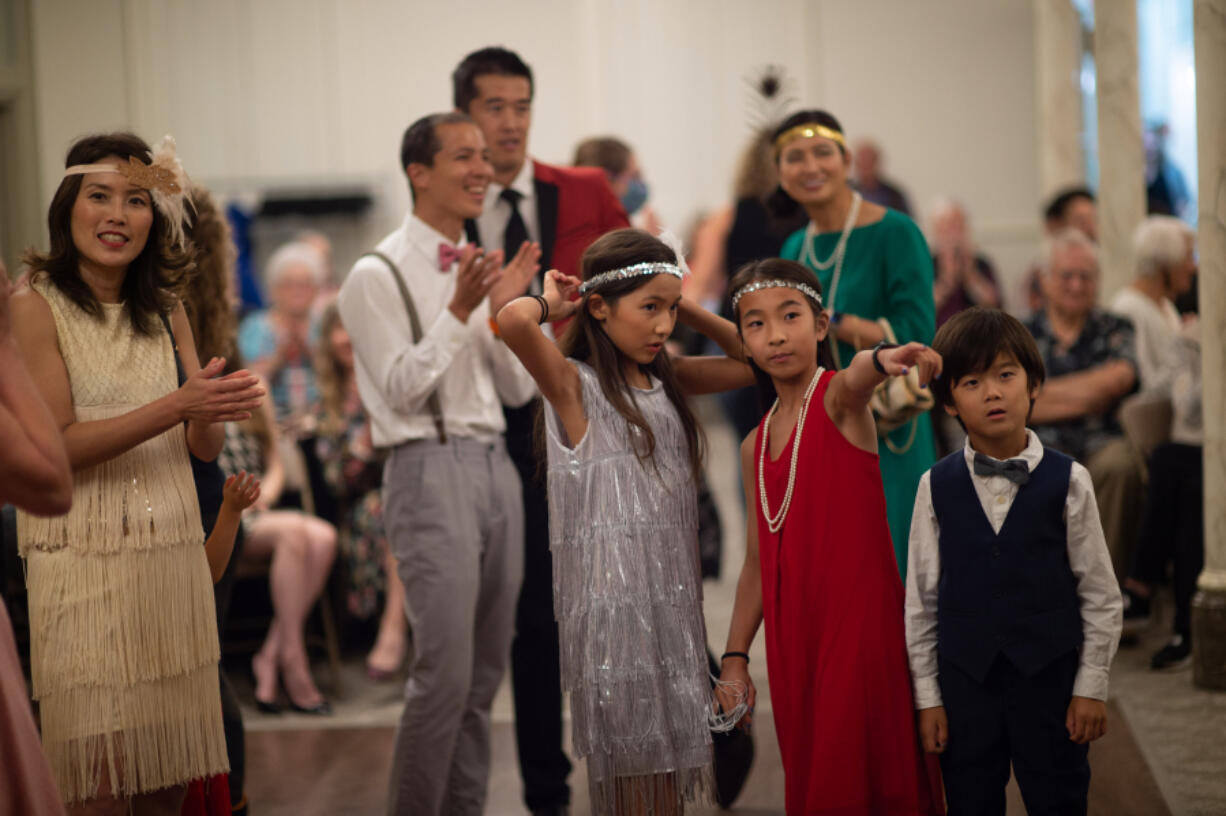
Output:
top-left (488, 317), bottom-right (502, 338)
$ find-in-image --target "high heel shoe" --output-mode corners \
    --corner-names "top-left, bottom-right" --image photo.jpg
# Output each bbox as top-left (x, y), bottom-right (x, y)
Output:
top-left (250, 655), bottom-right (282, 714)
top-left (254, 696), bottom-right (283, 714)
top-left (287, 696), bottom-right (332, 716)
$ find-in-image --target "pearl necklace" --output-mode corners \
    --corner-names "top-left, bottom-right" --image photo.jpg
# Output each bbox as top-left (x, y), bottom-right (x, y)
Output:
top-left (798, 191), bottom-right (863, 271)
top-left (758, 367), bottom-right (825, 534)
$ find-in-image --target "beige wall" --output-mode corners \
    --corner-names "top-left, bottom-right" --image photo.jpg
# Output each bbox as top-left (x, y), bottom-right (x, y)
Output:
top-left (27, 0), bottom-right (1041, 302)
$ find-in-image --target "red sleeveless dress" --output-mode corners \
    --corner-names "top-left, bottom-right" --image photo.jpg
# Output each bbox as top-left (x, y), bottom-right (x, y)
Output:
top-left (755, 371), bottom-right (944, 814)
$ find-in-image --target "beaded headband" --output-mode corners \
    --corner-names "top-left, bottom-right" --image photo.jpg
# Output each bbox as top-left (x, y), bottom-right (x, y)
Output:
top-left (774, 123), bottom-right (844, 154)
top-left (63, 134), bottom-right (192, 250)
top-left (731, 279), bottom-right (823, 312)
top-left (578, 261), bottom-right (684, 295)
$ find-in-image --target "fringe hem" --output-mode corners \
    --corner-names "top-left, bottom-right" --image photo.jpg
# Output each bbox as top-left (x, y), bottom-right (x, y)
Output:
top-left (41, 663), bottom-right (228, 804)
top-left (586, 760), bottom-right (715, 816)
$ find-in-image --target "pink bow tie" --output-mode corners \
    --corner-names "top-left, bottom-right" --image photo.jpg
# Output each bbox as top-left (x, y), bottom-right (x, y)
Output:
top-left (438, 243), bottom-right (463, 271)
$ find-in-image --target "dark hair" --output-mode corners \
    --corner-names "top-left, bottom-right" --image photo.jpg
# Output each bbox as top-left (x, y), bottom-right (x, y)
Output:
top-left (182, 186), bottom-right (236, 362)
top-left (573, 137), bottom-right (632, 177)
top-left (766, 109), bottom-right (846, 219)
top-left (929, 307), bottom-right (1046, 410)
top-left (728, 258), bottom-right (837, 412)
top-left (554, 228), bottom-right (704, 482)
top-left (1043, 186), bottom-right (1096, 223)
top-left (452, 46), bottom-right (534, 112)
top-left (22, 132), bottom-right (193, 336)
top-left (399, 112), bottom-right (476, 201)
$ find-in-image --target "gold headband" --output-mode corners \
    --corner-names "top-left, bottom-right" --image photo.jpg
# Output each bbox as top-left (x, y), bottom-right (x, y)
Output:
top-left (64, 156), bottom-right (182, 196)
top-left (774, 123), bottom-right (845, 153)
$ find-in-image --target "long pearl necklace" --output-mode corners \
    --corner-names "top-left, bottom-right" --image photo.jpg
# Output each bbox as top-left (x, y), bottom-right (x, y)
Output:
top-left (798, 191), bottom-right (863, 271)
top-left (758, 367), bottom-right (825, 534)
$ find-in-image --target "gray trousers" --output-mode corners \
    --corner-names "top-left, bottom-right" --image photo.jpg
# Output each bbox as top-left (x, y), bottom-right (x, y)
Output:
top-left (383, 436), bottom-right (524, 816)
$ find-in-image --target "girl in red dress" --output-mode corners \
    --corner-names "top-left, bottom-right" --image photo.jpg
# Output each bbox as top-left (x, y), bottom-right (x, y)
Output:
top-left (716, 258), bottom-right (945, 814)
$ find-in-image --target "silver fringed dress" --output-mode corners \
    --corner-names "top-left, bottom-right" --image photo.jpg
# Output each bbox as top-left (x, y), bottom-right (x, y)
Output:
top-left (545, 361), bottom-right (714, 815)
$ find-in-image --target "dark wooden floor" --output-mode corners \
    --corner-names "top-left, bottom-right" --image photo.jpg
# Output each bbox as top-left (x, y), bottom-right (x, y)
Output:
top-left (244, 699), bottom-right (1168, 815)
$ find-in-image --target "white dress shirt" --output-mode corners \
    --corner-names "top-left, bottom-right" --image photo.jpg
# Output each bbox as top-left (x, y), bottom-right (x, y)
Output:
top-left (1109, 286), bottom-right (1181, 392)
top-left (904, 430), bottom-right (1123, 710)
top-left (475, 158), bottom-right (539, 255)
top-left (337, 213), bottom-right (537, 448)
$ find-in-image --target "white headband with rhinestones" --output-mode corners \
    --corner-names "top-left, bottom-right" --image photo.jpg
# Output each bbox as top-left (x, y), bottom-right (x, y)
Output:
top-left (578, 261), bottom-right (684, 295)
top-left (731, 279), bottom-right (823, 311)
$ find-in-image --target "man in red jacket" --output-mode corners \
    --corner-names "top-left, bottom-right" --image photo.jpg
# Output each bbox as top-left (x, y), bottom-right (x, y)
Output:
top-left (455, 46), bottom-right (629, 816)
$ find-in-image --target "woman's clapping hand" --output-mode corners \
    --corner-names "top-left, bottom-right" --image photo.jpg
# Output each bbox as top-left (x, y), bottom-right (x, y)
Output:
top-left (177, 357), bottom-right (265, 424)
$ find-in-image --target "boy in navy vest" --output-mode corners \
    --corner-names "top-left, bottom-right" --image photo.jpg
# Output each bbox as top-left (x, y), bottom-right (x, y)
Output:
top-left (905, 307), bottom-right (1123, 815)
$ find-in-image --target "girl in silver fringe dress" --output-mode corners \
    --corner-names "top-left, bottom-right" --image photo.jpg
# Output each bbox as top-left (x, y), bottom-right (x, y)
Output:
top-left (497, 229), bottom-right (755, 814)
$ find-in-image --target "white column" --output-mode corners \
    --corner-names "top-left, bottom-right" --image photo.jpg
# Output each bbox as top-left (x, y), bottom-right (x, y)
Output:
top-left (1191, 0), bottom-right (1226, 691)
top-left (1092, 0), bottom-right (1145, 301)
top-left (1034, 0), bottom-right (1086, 200)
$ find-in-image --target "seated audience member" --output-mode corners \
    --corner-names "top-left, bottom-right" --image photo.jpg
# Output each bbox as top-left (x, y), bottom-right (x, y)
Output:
top-left (1122, 318), bottom-right (1203, 668)
top-left (573, 135), bottom-right (661, 234)
top-left (1110, 216), bottom-right (1197, 391)
top-left (238, 241), bottom-right (324, 428)
top-left (313, 303), bottom-right (407, 681)
top-left (930, 198), bottom-right (1002, 327)
top-left (1025, 229), bottom-right (1140, 577)
top-left (851, 138), bottom-right (912, 215)
top-left (1024, 187), bottom-right (1098, 315)
top-left (217, 364), bottom-right (338, 715)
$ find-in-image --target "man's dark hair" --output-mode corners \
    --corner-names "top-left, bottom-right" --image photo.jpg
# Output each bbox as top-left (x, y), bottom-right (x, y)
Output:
top-left (930, 307), bottom-right (1046, 409)
top-left (1043, 186), bottom-right (1095, 223)
top-left (452, 46), bottom-right (534, 112)
top-left (399, 112), bottom-right (475, 200)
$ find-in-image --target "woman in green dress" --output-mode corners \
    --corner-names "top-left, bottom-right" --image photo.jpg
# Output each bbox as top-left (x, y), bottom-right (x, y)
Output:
top-left (771, 109), bottom-right (936, 575)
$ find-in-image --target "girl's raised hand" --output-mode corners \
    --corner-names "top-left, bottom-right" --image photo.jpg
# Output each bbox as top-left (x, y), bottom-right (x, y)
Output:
top-left (877, 342), bottom-right (943, 386)
top-left (222, 470), bottom-right (261, 512)
top-left (543, 269), bottom-right (582, 321)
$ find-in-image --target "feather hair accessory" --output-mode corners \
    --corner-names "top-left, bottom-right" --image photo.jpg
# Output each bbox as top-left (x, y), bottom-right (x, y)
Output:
top-left (63, 134), bottom-right (194, 250)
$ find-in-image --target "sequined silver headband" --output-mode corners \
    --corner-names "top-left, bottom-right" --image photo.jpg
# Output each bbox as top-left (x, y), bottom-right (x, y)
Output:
top-left (730, 279), bottom-right (823, 311)
top-left (578, 262), bottom-right (684, 295)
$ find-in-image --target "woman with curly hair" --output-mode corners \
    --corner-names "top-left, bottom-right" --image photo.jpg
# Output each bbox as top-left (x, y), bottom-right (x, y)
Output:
top-left (10, 132), bottom-right (263, 813)
top-left (180, 185), bottom-right (251, 813)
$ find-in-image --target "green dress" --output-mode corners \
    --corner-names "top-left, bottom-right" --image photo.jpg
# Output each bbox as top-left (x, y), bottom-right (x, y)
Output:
top-left (781, 208), bottom-right (936, 576)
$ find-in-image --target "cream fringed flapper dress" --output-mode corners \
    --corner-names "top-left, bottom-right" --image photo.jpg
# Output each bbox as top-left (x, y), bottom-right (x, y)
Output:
top-left (16, 278), bottom-right (227, 803)
top-left (545, 361), bottom-right (714, 815)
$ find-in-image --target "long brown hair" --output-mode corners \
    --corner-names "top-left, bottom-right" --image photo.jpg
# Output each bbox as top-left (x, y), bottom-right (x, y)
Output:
top-left (728, 258), bottom-right (837, 411)
top-left (556, 229), bottom-right (704, 482)
top-left (23, 132), bottom-right (193, 336)
top-left (181, 187), bottom-right (236, 362)
top-left (314, 301), bottom-right (349, 437)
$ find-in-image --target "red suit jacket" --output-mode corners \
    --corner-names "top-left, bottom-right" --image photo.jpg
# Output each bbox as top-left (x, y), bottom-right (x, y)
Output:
top-left (466, 159), bottom-right (630, 280)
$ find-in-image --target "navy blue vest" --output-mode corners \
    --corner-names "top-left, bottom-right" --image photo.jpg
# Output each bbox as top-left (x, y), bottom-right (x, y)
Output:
top-left (931, 448), bottom-right (1083, 682)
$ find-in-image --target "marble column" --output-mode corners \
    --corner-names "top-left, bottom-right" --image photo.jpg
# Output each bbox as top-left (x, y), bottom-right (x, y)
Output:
top-left (1191, 0), bottom-right (1226, 691)
top-left (1092, 0), bottom-right (1145, 301)
top-left (1034, 0), bottom-right (1086, 201)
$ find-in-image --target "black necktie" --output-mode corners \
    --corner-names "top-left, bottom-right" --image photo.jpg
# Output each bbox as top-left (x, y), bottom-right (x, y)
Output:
top-left (501, 188), bottom-right (528, 259)
top-left (972, 453), bottom-right (1030, 485)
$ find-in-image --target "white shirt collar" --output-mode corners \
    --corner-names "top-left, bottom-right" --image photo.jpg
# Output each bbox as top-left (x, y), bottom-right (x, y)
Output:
top-left (405, 213), bottom-right (466, 264)
top-left (486, 158), bottom-right (535, 207)
top-left (962, 428), bottom-right (1044, 473)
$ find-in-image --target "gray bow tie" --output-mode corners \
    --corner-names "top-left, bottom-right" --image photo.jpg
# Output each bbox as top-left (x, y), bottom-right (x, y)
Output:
top-left (973, 453), bottom-right (1030, 485)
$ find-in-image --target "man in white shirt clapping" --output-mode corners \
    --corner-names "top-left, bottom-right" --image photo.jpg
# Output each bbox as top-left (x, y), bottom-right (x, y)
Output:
top-left (337, 111), bottom-right (539, 816)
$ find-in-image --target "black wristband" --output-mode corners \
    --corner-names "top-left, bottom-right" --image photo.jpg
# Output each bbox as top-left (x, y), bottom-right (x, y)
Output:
top-left (532, 295), bottom-right (550, 325)
top-left (872, 340), bottom-right (897, 375)
top-left (721, 651), bottom-right (750, 664)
